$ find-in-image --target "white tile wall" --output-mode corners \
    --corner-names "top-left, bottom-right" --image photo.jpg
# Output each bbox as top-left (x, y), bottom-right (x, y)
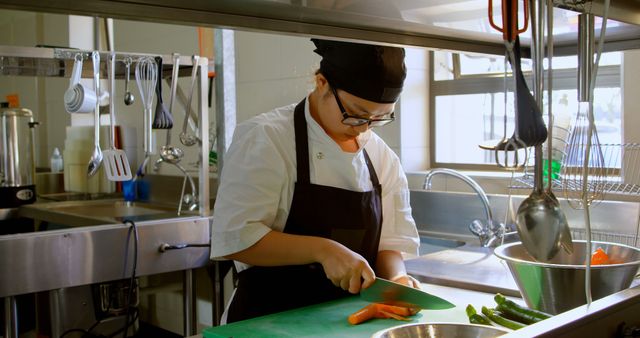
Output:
top-left (234, 31), bottom-right (319, 124)
top-left (235, 33), bottom-right (283, 83)
top-left (44, 77), bottom-right (71, 160)
top-left (374, 124), bottom-right (400, 149)
top-left (114, 19), bottom-right (198, 55)
top-left (43, 13), bottom-right (68, 47)
top-left (400, 47), bottom-right (430, 171)
top-left (11, 13), bottom-right (37, 47)
top-left (68, 16), bottom-right (93, 49)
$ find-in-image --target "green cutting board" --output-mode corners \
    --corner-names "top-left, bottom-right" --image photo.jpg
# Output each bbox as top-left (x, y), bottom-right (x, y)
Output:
top-left (202, 295), bottom-right (470, 338)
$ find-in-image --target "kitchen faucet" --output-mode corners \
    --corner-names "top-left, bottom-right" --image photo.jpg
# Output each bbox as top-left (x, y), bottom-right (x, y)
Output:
top-left (423, 168), bottom-right (506, 247)
top-left (153, 159), bottom-right (198, 213)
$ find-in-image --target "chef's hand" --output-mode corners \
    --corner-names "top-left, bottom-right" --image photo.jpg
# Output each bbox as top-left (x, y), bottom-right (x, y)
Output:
top-left (391, 274), bottom-right (421, 289)
top-left (390, 275), bottom-right (421, 315)
top-left (316, 239), bottom-right (375, 294)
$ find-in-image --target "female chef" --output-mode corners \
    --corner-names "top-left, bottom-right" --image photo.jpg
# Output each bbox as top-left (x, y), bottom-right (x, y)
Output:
top-left (211, 38), bottom-right (420, 323)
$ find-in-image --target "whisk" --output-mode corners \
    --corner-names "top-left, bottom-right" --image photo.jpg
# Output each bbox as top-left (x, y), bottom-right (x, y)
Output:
top-left (561, 102), bottom-right (606, 209)
top-left (135, 56), bottom-right (157, 177)
top-left (561, 14), bottom-right (608, 210)
top-left (561, 0), bottom-right (611, 308)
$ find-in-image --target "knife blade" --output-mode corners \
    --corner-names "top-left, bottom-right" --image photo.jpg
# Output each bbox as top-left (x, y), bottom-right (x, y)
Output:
top-left (360, 278), bottom-right (455, 310)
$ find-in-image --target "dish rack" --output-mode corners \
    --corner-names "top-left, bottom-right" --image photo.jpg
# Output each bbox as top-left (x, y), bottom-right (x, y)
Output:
top-left (570, 228), bottom-right (640, 248)
top-left (512, 143), bottom-right (640, 197)
top-left (511, 143), bottom-right (640, 249)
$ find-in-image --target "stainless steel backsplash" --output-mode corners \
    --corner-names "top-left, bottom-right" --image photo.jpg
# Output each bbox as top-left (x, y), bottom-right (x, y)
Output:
top-left (410, 190), bottom-right (640, 246)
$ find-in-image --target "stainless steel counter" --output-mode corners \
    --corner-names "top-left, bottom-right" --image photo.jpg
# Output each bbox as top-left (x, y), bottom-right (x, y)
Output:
top-left (0, 214), bottom-right (211, 298)
top-left (405, 244), bottom-right (520, 297)
top-left (19, 198), bottom-right (198, 227)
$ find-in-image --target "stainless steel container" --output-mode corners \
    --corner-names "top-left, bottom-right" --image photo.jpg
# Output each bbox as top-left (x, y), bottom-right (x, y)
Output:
top-left (371, 323), bottom-right (508, 338)
top-left (494, 240), bottom-right (640, 314)
top-left (1, 107), bottom-right (37, 209)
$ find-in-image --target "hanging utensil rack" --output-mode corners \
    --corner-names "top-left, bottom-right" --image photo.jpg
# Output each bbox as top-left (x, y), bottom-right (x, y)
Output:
top-left (0, 45), bottom-right (211, 215)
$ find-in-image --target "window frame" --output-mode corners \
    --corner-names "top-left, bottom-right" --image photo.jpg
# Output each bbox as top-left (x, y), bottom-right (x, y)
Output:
top-left (428, 50), bottom-right (622, 171)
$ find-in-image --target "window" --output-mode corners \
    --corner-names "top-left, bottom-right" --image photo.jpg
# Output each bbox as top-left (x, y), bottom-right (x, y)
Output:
top-left (430, 50), bottom-right (622, 170)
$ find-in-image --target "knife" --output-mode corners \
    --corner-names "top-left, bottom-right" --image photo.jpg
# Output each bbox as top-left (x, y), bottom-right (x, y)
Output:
top-left (360, 277), bottom-right (455, 310)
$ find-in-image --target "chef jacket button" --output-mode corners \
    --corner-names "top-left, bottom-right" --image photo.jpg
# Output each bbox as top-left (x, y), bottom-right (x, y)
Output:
top-left (316, 152), bottom-right (324, 159)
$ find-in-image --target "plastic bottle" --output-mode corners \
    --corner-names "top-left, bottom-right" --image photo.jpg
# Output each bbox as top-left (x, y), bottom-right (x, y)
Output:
top-left (50, 147), bottom-right (63, 173)
top-left (543, 94), bottom-right (572, 180)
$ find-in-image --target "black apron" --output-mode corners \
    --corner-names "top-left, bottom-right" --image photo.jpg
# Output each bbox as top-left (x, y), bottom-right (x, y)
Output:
top-left (226, 100), bottom-right (383, 323)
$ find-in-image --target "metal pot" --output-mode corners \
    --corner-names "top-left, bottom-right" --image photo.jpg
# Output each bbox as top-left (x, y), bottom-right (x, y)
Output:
top-left (1, 107), bottom-right (38, 210)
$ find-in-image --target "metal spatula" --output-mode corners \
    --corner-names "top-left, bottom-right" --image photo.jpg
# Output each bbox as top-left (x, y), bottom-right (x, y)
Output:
top-left (103, 52), bottom-right (132, 181)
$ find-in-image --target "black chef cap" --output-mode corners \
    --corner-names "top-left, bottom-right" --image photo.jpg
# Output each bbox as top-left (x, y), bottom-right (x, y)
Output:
top-left (311, 39), bottom-right (406, 104)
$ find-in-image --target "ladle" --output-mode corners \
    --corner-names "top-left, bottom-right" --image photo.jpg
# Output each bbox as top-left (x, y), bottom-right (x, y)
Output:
top-left (515, 0), bottom-right (569, 261)
top-left (160, 53), bottom-right (184, 165)
top-left (179, 55), bottom-right (200, 147)
top-left (543, 0), bottom-right (573, 254)
top-left (160, 146), bottom-right (184, 164)
top-left (87, 51), bottom-right (103, 177)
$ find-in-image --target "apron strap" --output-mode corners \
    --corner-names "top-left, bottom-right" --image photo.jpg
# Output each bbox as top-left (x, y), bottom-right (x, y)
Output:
top-left (362, 149), bottom-right (380, 187)
top-left (294, 100), bottom-right (310, 184)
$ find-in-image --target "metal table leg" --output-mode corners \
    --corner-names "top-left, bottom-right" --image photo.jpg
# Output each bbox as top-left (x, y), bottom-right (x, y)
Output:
top-left (213, 261), bottom-right (223, 326)
top-left (184, 269), bottom-right (196, 336)
top-left (4, 297), bottom-right (17, 338)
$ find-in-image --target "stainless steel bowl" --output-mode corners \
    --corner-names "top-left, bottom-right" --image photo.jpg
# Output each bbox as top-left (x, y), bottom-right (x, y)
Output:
top-left (371, 323), bottom-right (508, 338)
top-left (495, 240), bottom-right (640, 314)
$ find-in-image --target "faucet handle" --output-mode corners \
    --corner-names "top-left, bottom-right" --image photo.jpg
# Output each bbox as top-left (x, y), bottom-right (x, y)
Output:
top-left (469, 219), bottom-right (504, 247)
top-left (469, 219), bottom-right (487, 237)
top-left (182, 193), bottom-right (198, 211)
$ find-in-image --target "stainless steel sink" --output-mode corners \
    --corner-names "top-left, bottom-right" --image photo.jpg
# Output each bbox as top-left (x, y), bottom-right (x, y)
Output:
top-left (419, 236), bottom-right (465, 255)
top-left (19, 199), bottom-right (197, 227)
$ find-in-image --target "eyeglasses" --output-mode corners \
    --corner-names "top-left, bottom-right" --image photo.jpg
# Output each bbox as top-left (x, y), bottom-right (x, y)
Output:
top-left (330, 86), bottom-right (395, 127)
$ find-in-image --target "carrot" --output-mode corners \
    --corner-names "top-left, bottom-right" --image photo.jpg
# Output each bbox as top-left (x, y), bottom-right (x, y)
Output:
top-left (591, 247), bottom-right (610, 265)
top-left (348, 304), bottom-right (379, 325)
top-left (377, 310), bottom-right (411, 321)
top-left (348, 304), bottom-right (418, 325)
top-left (374, 304), bottom-right (418, 317)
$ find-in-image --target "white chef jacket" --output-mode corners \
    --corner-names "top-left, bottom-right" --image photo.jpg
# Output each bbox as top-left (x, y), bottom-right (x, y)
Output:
top-left (210, 96), bottom-right (419, 272)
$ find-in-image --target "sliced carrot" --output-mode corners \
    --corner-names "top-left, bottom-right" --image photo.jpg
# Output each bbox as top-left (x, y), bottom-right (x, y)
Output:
top-left (348, 304), bottom-right (379, 325)
top-left (375, 304), bottom-right (418, 316)
top-left (348, 304), bottom-right (418, 325)
top-left (591, 247), bottom-right (610, 265)
top-left (377, 310), bottom-right (410, 321)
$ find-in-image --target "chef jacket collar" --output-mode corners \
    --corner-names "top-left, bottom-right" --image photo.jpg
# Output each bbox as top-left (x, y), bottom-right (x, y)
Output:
top-left (304, 96), bottom-right (372, 155)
